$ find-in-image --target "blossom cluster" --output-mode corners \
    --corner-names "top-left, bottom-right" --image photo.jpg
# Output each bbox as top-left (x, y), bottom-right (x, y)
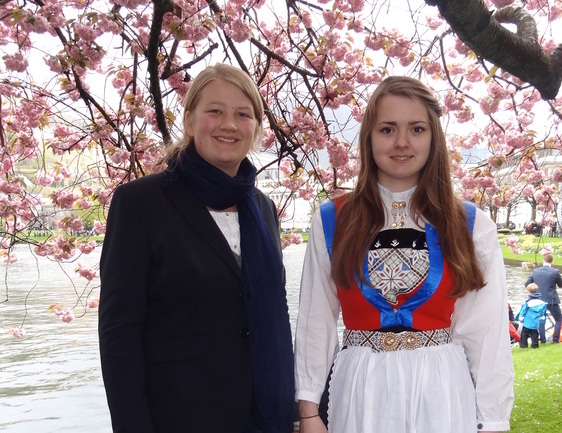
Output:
top-left (0, 0), bottom-right (561, 337)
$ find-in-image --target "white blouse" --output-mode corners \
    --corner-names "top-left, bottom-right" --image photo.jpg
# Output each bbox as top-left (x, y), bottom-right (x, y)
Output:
top-left (209, 210), bottom-right (241, 258)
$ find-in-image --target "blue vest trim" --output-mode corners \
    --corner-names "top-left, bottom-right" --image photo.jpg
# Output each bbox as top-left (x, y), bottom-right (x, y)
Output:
top-left (320, 201), bottom-right (336, 260)
top-left (462, 201), bottom-right (476, 234)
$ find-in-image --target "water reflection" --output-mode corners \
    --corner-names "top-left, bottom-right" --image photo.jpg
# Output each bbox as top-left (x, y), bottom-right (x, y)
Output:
top-left (0, 242), bottom-right (544, 432)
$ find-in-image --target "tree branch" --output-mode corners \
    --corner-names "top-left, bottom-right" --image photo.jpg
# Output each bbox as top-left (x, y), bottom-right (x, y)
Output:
top-left (425, 0), bottom-right (562, 99)
top-left (147, 0), bottom-right (174, 146)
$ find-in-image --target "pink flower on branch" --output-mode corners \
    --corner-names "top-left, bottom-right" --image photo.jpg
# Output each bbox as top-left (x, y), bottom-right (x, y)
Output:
top-left (34, 171), bottom-right (54, 187)
top-left (540, 245), bottom-right (554, 256)
top-left (426, 16), bottom-right (444, 30)
top-left (78, 241), bottom-right (97, 254)
top-left (281, 232), bottom-right (304, 250)
top-left (444, 92), bottom-right (465, 112)
top-left (327, 141), bottom-right (350, 168)
top-left (3, 52), bottom-right (28, 73)
top-left (9, 326), bottom-right (26, 339)
top-left (52, 306), bottom-right (75, 323)
top-left (87, 297), bottom-right (100, 309)
top-left (504, 235), bottom-right (522, 255)
top-left (34, 236), bottom-right (77, 261)
top-left (1, 251), bottom-right (18, 264)
top-left (75, 264), bottom-right (99, 281)
top-left (50, 190), bottom-right (80, 209)
top-left (58, 217), bottom-right (84, 233)
top-left (534, 185), bottom-right (558, 213)
top-left (94, 220), bottom-right (106, 235)
top-left (322, 11), bottom-right (346, 30)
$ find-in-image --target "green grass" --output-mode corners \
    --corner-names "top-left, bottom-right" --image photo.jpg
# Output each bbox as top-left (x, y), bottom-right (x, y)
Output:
top-left (510, 344), bottom-right (562, 432)
top-left (15, 232), bottom-right (104, 245)
top-left (498, 234), bottom-right (562, 267)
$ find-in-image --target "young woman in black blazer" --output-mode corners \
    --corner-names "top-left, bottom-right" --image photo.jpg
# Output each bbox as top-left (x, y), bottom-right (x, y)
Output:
top-left (99, 63), bottom-right (295, 433)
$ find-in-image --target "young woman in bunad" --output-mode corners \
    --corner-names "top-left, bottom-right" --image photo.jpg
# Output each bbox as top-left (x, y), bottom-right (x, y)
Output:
top-left (294, 76), bottom-right (514, 433)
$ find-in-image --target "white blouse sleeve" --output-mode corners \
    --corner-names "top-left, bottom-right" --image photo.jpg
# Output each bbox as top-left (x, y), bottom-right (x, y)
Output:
top-left (294, 208), bottom-right (341, 404)
top-left (451, 208), bottom-right (514, 431)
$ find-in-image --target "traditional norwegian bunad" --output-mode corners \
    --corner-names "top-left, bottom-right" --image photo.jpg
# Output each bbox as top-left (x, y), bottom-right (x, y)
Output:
top-left (294, 185), bottom-right (514, 433)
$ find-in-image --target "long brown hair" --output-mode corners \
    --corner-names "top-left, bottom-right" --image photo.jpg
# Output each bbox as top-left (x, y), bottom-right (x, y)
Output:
top-left (331, 76), bottom-right (484, 297)
top-left (165, 63), bottom-right (264, 164)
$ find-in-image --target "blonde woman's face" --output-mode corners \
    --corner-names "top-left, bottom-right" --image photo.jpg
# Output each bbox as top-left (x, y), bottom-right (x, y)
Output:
top-left (185, 79), bottom-right (258, 177)
top-left (370, 95), bottom-right (432, 192)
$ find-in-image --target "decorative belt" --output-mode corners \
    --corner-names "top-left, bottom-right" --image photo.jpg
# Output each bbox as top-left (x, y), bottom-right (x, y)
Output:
top-left (343, 328), bottom-right (452, 352)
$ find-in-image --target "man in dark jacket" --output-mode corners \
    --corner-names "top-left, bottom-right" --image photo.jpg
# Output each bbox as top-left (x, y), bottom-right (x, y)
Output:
top-left (525, 252), bottom-right (562, 343)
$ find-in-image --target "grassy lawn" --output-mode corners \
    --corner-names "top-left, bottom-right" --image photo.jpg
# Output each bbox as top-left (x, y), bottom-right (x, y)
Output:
top-left (511, 344), bottom-right (562, 432)
top-left (497, 233), bottom-right (562, 267)
top-left (15, 232), bottom-right (104, 245)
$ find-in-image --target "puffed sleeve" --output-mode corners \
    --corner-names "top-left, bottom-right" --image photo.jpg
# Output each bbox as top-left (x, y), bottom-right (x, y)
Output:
top-left (294, 208), bottom-right (341, 403)
top-left (451, 208), bottom-right (514, 432)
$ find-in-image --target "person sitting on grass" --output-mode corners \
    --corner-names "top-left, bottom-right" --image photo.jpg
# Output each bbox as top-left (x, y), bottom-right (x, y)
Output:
top-left (515, 283), bottom-right (547, 349)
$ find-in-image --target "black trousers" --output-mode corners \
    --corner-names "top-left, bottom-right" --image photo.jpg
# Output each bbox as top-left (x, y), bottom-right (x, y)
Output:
top-left (520, 326), bottom-right (539, 348)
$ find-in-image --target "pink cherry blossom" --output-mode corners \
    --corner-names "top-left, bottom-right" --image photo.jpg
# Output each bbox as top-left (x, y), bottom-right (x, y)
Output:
top-left (51, 305), bottom-right (75, 323)
top-left (444, 92), bottom-right (464, 112)
top-left (0, 0), bottom-right (560, 335)
top-left (94, 220), bottom-right (107, 235)
top-left (2, 251), bottom-right (18, 264)
top-left (290, 233), bottom-right (303, 245)
top-left (78, 241), bottom-right (98, 254)
top-left (76, 264), bottom-right (99, 281)
top-left (87, 297), bottom-right (100, 309)
top-left (3, 52), bottom-right (29, 72)
top-left (9, 326), bottom-right (26, 339)
top-left (50, 190), bottom-right (80, 209)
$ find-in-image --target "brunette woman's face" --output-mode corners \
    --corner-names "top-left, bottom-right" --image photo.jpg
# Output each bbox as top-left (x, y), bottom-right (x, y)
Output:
top-left (185, 79), bottom-right (258, 177)
top-left (370, 95), bottom-right (432, 192)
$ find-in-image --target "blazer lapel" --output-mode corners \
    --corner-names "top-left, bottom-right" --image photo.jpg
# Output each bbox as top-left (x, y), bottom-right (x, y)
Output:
top-left (163, 178), bottom-right (243, 280)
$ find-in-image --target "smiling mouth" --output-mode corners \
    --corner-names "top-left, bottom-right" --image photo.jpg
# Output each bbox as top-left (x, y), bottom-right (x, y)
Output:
top-left (391, 156), bottom-right (412, 161)
top-left (215, 136), bottom-right (237, 143)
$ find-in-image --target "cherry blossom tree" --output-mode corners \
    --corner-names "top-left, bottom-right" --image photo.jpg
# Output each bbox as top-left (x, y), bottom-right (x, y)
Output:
top-left (1, 0), bottom-right (561, 336)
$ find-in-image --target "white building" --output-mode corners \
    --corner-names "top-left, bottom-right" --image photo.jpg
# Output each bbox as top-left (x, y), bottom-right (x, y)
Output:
top-left (250, 152), bottom-right (312, 231)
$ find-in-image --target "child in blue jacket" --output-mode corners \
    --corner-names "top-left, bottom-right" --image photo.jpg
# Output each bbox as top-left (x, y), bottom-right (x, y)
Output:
top-left (515, 283), bottom-right (547, 348)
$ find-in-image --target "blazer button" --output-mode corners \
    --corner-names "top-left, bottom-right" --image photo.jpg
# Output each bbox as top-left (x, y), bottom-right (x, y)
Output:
top-left (240, 328), bottom-right (250, 337)
top-left (239, 293), bottom-right (244, 301)
top-left (477, 423), bottom-right (483, 430)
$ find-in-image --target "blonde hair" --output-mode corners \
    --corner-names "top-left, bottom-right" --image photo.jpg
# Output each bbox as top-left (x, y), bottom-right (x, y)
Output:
top-left (166, 63), bottom-right (264, 163)
top-left (331, 76), bottom-right (485, 297)
top-left (526, 283), bottom-right (539, 293)
top-left (543, 252), bottom-right (554, 264)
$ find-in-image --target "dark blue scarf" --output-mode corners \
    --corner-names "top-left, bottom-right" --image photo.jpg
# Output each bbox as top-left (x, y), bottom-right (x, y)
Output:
top-left (174, 145), bottom-right (294, 432)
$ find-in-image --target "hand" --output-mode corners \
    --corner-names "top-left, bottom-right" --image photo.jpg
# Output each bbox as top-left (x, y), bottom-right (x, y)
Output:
top-left (297, 400), bottom-right (327, 433)
top-left (298, 415), bottom-right (328, 433)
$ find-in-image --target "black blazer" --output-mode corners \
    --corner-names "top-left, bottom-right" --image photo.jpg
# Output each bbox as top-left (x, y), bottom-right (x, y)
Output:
top-left (98, 171), bottom-right (284, 433)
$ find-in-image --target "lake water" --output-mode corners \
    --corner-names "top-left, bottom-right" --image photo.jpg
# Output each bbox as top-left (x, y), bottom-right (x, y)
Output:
top-left (0, 242), bottom-right (540, 432)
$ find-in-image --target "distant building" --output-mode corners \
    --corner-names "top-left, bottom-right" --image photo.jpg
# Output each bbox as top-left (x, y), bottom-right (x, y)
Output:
top-left (250, 152), bottom-right (312, 231)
